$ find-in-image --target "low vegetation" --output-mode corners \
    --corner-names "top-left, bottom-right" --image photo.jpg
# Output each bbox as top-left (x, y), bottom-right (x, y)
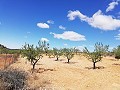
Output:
top-left (0, 69), bottom-right (27, 90)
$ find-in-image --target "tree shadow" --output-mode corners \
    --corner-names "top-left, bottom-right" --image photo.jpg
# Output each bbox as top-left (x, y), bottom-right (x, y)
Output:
top-left (109, 58), bottom-right (118, 61)
top-left (112, 63), bottom-right (120, 66)
top-left (36, 63), bottom-right (43, 65)
top-left (30, 68), bottom-right (56, 73)
top-left (85, 66), bottom-right (105, 70)
top-left (63, 62), bottom-right (78, 64)
top-left (54, 59), bottom-right (65, 61)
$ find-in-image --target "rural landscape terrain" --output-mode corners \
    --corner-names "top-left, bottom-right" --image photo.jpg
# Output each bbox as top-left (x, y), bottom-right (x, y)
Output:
top-left (0, 0), bottom-right (120, 90)
top-left (0, 42), bottom-right (120, 90)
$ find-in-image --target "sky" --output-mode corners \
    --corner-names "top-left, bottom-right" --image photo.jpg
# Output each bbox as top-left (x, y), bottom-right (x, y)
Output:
top-left (0, 0), bottom-right (120, 51)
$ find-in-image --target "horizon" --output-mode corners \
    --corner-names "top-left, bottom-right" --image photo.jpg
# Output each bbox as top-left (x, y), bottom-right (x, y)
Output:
top-left (0, 0), bottom-right (120, 51)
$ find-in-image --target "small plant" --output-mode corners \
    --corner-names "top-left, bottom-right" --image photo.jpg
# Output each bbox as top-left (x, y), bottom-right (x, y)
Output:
top-left (63, 48), bottom-right (74, 63)
top-left (0, 69), bottom-right (27, 90)
top-left (83, 42), bottom-right (109, 69)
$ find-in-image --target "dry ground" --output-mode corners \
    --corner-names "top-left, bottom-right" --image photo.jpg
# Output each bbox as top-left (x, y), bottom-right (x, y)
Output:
top-left (10, 55), bottom-right (120, 90)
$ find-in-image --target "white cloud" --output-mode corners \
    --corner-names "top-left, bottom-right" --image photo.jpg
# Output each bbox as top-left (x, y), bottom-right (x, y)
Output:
top-left (64, 43), bottom-right (68, 46)
top-left (59, 25), bottom-right (66, 30)
top-left (75, 45), bottom-right (86, 51)
top-left (67, 10), bottom-right (120, 31)
top-left (27, 32), bottom-right (31, 34)
top-left (50, 31), bottom-right (86, 41)
top-left (106, 0), bottom-right (119, 12)
top-left (76, 46), bottom-right (84, 51)
top-left (114, 33), bottom-right (120, 40)
top-left (37, 23), bottom-right (49, 29)
top-left (47, 20), bottom-right (54, 24)
top-left (41, 38), bottom-right (49, 42)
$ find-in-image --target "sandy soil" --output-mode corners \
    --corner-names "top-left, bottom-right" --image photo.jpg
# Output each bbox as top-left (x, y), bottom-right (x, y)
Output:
top-left (10, 55), bottom-right (120, 90)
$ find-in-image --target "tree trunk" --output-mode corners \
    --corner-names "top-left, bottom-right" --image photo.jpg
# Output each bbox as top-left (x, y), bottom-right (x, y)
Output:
top-left (57, 57), bottom-right (58, 61)
top-left (68, 59), bottom-right (70, 63)
top-left (32, 59), bottom-right (39, 73)
top-left (33, 63), bottom-right (35, 70)
top-left (93, 62), bottom-right (96, 69)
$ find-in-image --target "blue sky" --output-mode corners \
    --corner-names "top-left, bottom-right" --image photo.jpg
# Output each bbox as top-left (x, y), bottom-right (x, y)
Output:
top-left (0, 0), bottom-right (120, 51)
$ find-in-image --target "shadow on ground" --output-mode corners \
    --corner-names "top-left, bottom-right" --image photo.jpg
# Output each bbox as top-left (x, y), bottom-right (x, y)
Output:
top-left (85, 66), bottom-right (105, 70)
top-left (112, 63), bottom-right (120, 66)
top-left (63, 62), bottom-right (78, 64)
top-left (29, 68), bottom-right (56, 73)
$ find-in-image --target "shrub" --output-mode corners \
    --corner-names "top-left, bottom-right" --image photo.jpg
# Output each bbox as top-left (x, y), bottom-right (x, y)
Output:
top-left (0, 69), bottom-right (28, 90)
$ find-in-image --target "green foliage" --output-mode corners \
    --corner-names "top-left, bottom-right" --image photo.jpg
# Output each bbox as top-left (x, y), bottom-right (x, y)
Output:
top-left (73, 47), bottom-right (80, 55)
top-left (21, 42), bottom-right (43, 71)
top-left (53, 48), bottom-right (63, 60)
top-left (0, 44), bottom-right (20, 54)
top-left (38, 40), bottom-right (49, 55)
top-left (83, 42), bottom-right (109, 69)
top-left (62, 48), bottom-right (74, 63)
top-left (0, 44), bottom-right (8, 54)
top-left (47, 49), bottom-right (54, 58)
top-left (113, 45), bottom-right (120, 60)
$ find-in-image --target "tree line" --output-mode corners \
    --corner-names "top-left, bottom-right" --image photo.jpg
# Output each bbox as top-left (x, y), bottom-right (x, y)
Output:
top-left (0, 41), bottom-right (120, 72)
top-left (20, 41), bottom-right (120, 72)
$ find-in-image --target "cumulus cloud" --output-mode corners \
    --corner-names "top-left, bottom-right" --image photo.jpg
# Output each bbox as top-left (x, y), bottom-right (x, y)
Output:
top-left (106, 0), bottom-right (119, 12)
top-left (67, 10), bottom-right (120, 30)
top-left (59, 25), bottom-right (66, 30)
top-left (114, 33), bottom-right (120, 40)
top-left (75, 45), bottom-right (86, 51)
top-left (50, 31), bottom-right (86, 41)
top-left (41, 38), bottom-right (49, 42)
top-left (37, 23), bottom-right (49, 29)
top-left (47, 20), bottom-right (54, 24)
top-left (64, 43), bottom-right (68, 46)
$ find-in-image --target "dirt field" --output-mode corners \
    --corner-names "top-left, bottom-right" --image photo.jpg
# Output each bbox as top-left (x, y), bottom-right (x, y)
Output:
top-left (10, 55), bottom-right (120, 90)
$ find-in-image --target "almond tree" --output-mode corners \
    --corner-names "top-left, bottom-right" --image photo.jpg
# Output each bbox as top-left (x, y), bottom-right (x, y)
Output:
top-left (83, 42), bottom-right (109, 69)
top-left (53, 48), bottom-right (63, 61)
top-left (38, 40), bottom-right (49, 55)
top-left (113, 45), bottom-right (120, 60)
top-left (63, 48), bottom-right (74, 63)
top-left (73, 47), bottom-right (80, 55)
top-left (47, 49), bottom-right (53, 58)
top-left (21, 43), bottom-right (43, 71)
